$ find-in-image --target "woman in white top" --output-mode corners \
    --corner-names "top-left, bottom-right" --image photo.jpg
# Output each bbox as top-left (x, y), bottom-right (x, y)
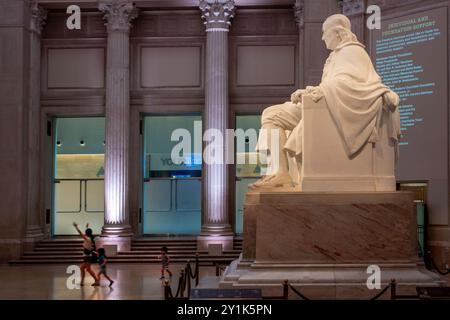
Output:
top-left (73, 222), bottom-right (99, 286)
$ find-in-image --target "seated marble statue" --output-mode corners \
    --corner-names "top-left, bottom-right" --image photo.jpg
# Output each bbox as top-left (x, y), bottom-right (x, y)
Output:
top-left (250, 14), bottom-right (400, 190)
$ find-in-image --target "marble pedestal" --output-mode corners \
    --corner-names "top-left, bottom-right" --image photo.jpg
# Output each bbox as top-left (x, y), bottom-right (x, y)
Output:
top-left (220, 191), bottom-right (443, 299)
top-left (197, 235), bottom-right (234, 251)
top-left (96, 236), bottom-right (131, 252)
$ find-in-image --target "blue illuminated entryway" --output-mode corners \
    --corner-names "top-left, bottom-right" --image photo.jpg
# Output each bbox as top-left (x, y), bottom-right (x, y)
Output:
top-left (143, 115), bottom-right (202, 235)
top-left (53, 117), bottom-right (105, 235)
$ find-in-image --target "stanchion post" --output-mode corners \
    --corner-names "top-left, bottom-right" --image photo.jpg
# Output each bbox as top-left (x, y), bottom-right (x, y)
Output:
top-left (180, 269), bottom-right (186, 298)
top-left (186, 260), bottom-right (192, 299)
top-left (195, 253), bottom-right (199, 286)
top-left (390, 278), bottom-right (396, 300)
top-left (186, 260), bottom-right (191, 278)
top-left (164, 280), bottom-right (171, 300)
top-left (283, 280), bottom-right (289, 300)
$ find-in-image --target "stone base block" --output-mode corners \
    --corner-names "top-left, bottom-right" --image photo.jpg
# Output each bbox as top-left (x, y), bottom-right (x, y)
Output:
top-left (96, 236), bottom-right (131, 252)
top-left (222, 191), bottom-right (445, 299)
top-left (197, 235), bottom-right (234, 251)
top-left (244, 191), bottom-right (419, 262)
top-left (0, 240), bottom-right (22, 263)
top-left (221, 256), bottom-right (443, 299)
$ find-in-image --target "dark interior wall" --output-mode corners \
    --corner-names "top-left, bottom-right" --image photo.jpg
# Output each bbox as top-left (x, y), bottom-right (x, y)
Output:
top-left (0, 0), bottom-right (31, 262)
top-left (302, 0), bottom-right (340, 86)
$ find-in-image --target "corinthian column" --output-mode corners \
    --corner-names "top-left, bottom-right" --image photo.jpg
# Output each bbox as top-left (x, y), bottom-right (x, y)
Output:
top-left (98, 0), bottom-right (137, 248)
top-left (294, 0), bottom-right (305, 88)
top-left (340, 0), bottom-right (365, 42)
top-left (197, 0), bottom-right (235, 251)
top-left (25, 1), bottom-right (46, 243)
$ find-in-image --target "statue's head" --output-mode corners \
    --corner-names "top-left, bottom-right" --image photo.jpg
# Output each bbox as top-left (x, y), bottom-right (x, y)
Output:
top-left (322, 14), bottom-right (358, 50)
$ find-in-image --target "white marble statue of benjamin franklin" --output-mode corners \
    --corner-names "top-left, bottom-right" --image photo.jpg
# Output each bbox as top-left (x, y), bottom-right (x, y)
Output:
top-left (250, 14), bottom-right (401, 190)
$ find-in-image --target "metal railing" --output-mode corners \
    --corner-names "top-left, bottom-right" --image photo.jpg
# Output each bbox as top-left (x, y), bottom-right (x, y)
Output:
top-left (164, 253), bottom-right (200, 300)
top-left (163, 251), bottom-right (450, 300)
top-left (262, 278), bottom-right (418, 300)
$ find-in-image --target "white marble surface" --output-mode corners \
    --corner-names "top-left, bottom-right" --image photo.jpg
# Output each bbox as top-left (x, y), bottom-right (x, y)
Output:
top-left (199, 0), bottom-right (235, 237)
top-left (100, 0), bottom-right (137, 236)
top-left (244, 191), bottom-right (418, 263)
top-left (224, 190), bottom-right (444, 299)
top-left (253, 14), bottom-right (400, 192)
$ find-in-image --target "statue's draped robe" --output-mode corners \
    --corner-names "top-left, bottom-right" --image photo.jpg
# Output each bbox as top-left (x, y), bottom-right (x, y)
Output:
top-left (284, 41), bottom-right (401, 158)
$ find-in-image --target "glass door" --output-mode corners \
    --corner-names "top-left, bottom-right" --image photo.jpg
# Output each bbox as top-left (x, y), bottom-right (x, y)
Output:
top-left (53, 117), bottom-right (105, 235)
top-left (143, 115), bottom-right (202, 235)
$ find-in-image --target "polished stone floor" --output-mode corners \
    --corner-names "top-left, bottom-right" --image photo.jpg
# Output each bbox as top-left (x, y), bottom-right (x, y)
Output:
top-left (0, 264), bottom-right (218, 300)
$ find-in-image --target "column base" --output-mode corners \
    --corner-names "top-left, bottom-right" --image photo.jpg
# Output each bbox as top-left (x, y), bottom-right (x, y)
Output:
top-left (96, 236), bottom-right (131, 253)
top-left (198, 224), bottom-right (234, 251)
top-left (24, 225), bottom-right (44, 251)
top-left (101, 224), bottom-right (133, 237)
top-left (197, 235), bottom-right (234, 251)
top-left (99, 224), bottom-right (133, 252)
top-left (200, 223), bottom-right (234, 236)
top-left (0, 239), bottom-right (22, 263)
top-left (25, 225), bottom-right (44, 238)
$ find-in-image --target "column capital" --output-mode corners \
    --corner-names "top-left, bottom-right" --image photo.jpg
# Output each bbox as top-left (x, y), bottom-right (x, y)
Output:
top-left (199, 0), bottom-right (235, 32)
top-left (293, 0), bottom-right (304, 29)
top-left (99, 0), bottom-right (139, 33)
top-left (339, 0), bottom-right (365, 17)
top-left (30, 1), bottom-right (47, 35)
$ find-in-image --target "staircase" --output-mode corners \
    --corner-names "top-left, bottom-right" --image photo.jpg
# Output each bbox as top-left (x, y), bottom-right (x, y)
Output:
top-left (9, 237), bottom-right (243, 265)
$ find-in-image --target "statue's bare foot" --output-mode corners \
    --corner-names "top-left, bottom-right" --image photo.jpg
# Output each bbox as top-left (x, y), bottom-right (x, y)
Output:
top-left (249, 173), bottom-right (293, 190)
top-left (248, 175), bottom-right (274, 190)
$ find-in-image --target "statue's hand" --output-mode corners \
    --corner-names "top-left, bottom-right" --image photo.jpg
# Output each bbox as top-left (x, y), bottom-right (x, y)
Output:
top-left (305, 86), bottom-right (324, 102)
top-left (290, 89), bottom-right (307, 104)
top-left (383, 91), bottom-right (400, 111)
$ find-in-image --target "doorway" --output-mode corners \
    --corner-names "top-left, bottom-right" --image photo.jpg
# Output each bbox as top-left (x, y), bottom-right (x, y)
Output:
top-left (142, 115), bottom-right (202, 235)
top-left (53, 117), bottom-right (105, 235)
top-left (398, 182), bottom-right (428, 259)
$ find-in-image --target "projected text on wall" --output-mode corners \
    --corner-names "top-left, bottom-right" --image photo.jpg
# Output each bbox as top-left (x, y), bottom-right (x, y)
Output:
top-left (371, 8), bottom-right (447, 180)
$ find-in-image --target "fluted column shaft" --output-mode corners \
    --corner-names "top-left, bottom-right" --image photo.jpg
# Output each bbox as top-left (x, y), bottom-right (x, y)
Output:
top-left (26, 1), bottom-right (46, 239)
top-left (200, 0), bottom-right (235, 237)
top-left (341, 0), bottom-right (365, 42)
top-left (294, 0), bottom-right (305, 88)
top-left (99, 0), bottom-right (137, 237)
top-left (202, 30), bottom-right (231, 234)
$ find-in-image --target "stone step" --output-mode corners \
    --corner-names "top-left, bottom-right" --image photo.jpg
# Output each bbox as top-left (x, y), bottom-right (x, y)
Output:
top-left (35, 247), bottom-right (82, 251)
top-left (40, 239), bottom-right (82, 243)
top-left (121, 251), bottom-right (241, 255)
top-left (38, 242), bottom-right (83, 246)
top-left (131, 245), bottom-right (197, 249)
top-left (13, 237), bottom-right (242, 265)
top-left (10, 257), bottom-right (237, 265)
top-left (21, 253), bottom-right (239, 260)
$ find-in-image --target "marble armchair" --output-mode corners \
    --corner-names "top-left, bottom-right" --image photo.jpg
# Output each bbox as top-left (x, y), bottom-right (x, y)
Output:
top-left (299, 95), bottom-right (397, 192)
